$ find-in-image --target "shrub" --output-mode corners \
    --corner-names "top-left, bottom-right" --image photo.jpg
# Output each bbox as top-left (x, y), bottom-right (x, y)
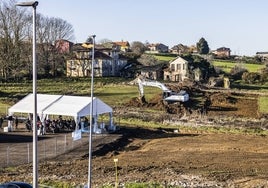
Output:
top-left (260, 65), bottom-right (268, 82)
top-left (242, 72), bottom-right (261, 84)
top-left (230, 65), bottom-right (248, 80)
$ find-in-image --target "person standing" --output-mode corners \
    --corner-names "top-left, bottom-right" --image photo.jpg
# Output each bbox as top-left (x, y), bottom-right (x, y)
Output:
top-left (0, 116), bottom-right (3, 129)
top-left (15, 116), bottom-right (19, 130)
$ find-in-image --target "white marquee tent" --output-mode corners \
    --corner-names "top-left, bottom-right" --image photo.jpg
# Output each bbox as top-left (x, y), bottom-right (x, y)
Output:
top-left (8, 93), bottom-right (114, 132)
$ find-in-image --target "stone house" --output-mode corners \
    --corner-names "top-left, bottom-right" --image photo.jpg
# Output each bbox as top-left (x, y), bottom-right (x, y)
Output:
top-left (55, 39), bottom-right (73, 53)
top-left (113, 41), bottom-right (130, 52)
top-left (147, 43), bottom-right (169, 53)
top-left (164, 56), bottom-right (189, 82)
top-left (138, 63), bottom-right (167, 80)
top-left (256, 52), bottom-right (268, 61)
top-left (66, 44), bottom-right (128, 77)
top-left (170, 44), bottom-right (195, 55)
top-left (212, 47), bottom-right (231, 58)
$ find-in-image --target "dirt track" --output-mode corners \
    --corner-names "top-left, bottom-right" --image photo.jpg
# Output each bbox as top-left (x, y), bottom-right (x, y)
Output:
top-left (0, 126), bottom-right (268, 187)
top-left (0, 90), bottom-right (268, 187)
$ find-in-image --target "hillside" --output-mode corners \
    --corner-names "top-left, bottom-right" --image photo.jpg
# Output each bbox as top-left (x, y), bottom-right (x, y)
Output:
top-left (0, 79), bottom-right (268, 187)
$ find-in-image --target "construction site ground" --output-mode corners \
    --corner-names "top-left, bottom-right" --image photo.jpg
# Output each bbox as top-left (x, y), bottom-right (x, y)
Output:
top-left (0, 89), bottom-right (268, 187)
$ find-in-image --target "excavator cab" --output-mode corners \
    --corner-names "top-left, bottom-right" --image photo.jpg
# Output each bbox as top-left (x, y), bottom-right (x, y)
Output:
top-left (163, 91), bottom-right (171, 99)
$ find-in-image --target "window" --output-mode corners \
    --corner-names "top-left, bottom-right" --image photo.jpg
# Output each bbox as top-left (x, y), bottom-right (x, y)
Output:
top-left (176, 64), bottom-right (181, 71)
top-left (70, 61), bottom-right (76, 70)
top-left (171, 64), bottom-right (175, 71)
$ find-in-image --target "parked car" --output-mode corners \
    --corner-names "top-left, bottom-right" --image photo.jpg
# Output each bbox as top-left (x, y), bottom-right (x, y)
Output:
top-left (0, 182), bottom-right (32, 188)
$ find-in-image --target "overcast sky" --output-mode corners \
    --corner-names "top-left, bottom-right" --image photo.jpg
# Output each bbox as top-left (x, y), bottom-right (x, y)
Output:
top-left (35, 0), bottom-right (268, 56)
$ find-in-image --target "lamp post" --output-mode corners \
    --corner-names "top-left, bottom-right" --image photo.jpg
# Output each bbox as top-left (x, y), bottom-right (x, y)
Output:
top-left (16, 1), bottom-right (38, 188)
top-left (88, 34), bottom-right (96, 188)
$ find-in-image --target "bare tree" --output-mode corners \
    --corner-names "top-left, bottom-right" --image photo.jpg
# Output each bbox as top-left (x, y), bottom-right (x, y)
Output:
top-left (130, 41), bottom-right (147, 55)
top-left (0, 0), bottom-right (75, 80)
top-left (36, 15), bottom-right (74, 77)
top-left (0, 0), bottom-right (31, 81)
top-left (137, 54), bottom-right (157, 66)
top-left (98, 38), bottom-right (112, 44)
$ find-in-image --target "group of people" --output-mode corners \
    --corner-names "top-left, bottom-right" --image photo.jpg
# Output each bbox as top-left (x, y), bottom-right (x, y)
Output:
top-left (0, 115), bottom-right (19, 130)
top-left (44, 117), bottom-right (76, 133)
top-left (25, 115), bottom-right (76, 134)
top-left (2, 114), bottom-right (92, 134)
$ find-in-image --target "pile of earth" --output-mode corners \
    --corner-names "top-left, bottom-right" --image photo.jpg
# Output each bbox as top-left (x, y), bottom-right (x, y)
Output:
top-left (124, 89), bottom-right (260, 117)
top-left (1, 126), bottom-right (268, 187)
top-left (1, 85), bottom-right (268, 187)
top-left (118, 88), bottom-right (268, 130)
top-left (208, 92), bottom-right (260, 118)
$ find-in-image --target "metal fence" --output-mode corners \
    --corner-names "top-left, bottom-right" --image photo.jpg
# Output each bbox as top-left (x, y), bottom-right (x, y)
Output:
top-left (0, 132), bottom-right (89, 168)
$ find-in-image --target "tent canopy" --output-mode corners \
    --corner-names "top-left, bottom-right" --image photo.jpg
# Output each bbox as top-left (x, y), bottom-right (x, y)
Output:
top-left (8, 94), bottom-right (112, 118)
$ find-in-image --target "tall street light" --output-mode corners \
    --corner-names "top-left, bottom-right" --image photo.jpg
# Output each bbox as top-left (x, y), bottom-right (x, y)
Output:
top-left (83, 35), bottom-right (96, 188)
top-left (89, 34), bottom-right (96, 188)
top-left (16, 1), bottom-right (38, 188)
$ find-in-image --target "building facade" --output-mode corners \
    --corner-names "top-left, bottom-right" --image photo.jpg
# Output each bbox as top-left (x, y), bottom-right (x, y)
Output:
top-left (164, 56), bottom-right (189, 82)
top-left (66, 44), bottom-right (128, 77)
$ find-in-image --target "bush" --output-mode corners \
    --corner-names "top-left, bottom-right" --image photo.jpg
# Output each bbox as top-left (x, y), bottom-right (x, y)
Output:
top-left (230, 65), bottom-right (248, 80)
top-left (242, 72), bottom-right (261, 84)
top-left (260, 65), bottom-right (268, 82)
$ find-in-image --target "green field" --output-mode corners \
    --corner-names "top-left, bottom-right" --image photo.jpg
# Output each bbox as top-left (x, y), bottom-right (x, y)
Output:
top-left (259, 96), bottom-right (268, 114)
top-left (154, 55), bottom-right (176, 61)
top-left (212, 60), bottom-right (265, 73)
top-left (0, 78), bottom-right (162, 116)
top-left (1, 77), bottom-right (268, 187)
top-left (1, 77), bottom-right (268, 116)
top-left (153, 55), bottom-right (265, 73)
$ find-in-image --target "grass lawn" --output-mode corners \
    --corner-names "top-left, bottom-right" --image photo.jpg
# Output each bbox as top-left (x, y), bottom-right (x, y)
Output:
top-left (154, 56), bottom-right (176, 61)
top-left (212, 60), bottom-right (265, 73)
top-left (0, 78), bottom-right (162, 115)
top-left (0, 77), bottom-right (267, 117)
top-left (0, 103), bottom-right (9, 116)
top-left (259, 96), bottom-right (268, 114)
top-left (95, 84), bottom-right (161, 106)
top-left (152, 54), bottom-right (176, 61)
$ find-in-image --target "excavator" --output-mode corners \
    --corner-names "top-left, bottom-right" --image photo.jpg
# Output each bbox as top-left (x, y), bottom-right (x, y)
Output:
top-left (136, 77), bottom-right (189, 104)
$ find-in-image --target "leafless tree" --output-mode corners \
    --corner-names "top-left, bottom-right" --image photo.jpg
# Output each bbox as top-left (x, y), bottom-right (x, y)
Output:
top-left (36, 15), bottom-right (74, 77)
top-left (0, 0), bottom-right (31, 80)
top-left (137, 54), bottom-right (157, 66)
top-left (130, 41), bottom-right (147, 55)
top-left (0, 0), bottom-right (75, 80)
top-left (98, 38), bottom-right (112, 44)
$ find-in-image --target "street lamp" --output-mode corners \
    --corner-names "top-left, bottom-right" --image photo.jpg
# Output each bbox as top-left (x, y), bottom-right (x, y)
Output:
top-left (16, 1), bottom-right (38, 188)
top-left (88, 35), bottom-right (96, 188)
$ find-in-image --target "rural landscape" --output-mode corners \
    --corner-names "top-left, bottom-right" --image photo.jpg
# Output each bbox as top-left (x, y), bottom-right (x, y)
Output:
top-left (0, 1), bottom-right (268, 187)
top-left (0, 58), bottom-right (268, 187)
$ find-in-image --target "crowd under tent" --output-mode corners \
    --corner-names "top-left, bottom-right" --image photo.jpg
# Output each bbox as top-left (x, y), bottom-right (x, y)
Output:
top-left (7, 93), bottom-right (115, 133)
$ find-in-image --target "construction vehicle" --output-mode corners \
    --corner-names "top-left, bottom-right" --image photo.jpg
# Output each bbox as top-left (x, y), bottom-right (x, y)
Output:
top-left (136, 77), bottom-right (189, 103)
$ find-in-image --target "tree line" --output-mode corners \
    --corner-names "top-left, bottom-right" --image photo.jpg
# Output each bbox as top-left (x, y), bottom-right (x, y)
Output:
top-left (0, 0), bottom-right (74, 81)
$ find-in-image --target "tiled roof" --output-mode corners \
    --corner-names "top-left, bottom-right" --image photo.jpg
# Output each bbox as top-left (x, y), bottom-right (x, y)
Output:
top-left (114, 41), bottom-right (130, 47)
top-left (216, 47), bottom-right (230, 51)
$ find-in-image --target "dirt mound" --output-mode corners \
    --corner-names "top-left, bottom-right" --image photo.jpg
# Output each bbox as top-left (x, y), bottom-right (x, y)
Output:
top-left (209, 92), bottom-right (235, 106)
top-left (208, 92), bottom-right (259, 118)
top-left (125, 86), bottom-right (261, 120)
top-left (126, 95), bottom-right (188, 115)
top-left (126, 97), bottom-right (144, 107)
top-left (125, 95), bottom-right (165, 110)
top-left (1, 127), bottom-right (268, 187)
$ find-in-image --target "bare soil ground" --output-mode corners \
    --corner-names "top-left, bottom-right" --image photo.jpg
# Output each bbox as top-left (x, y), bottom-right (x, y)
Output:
top-left (0, 89), bottom-right (268, 187)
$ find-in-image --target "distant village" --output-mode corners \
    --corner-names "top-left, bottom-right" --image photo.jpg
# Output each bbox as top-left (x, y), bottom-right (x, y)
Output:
top-left (54, 39), bottom-right (267, 85)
